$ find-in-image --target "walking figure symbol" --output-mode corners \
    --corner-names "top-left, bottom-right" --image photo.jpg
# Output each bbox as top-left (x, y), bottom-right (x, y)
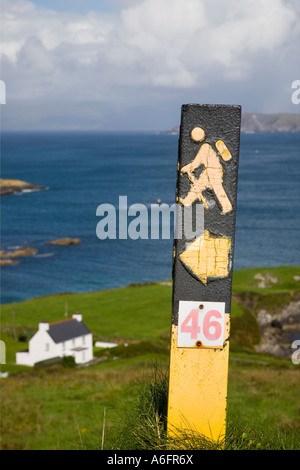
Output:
top-left (179, 127), bottom-right (232, 214)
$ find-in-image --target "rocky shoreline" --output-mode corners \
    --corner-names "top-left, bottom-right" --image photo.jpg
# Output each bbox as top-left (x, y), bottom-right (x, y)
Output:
top-left (255, 301), bottom-right (300, 358)
top-left (0, 238), bottom-right (82, 266)
top-left (0, 179), bottom-right (46, 196)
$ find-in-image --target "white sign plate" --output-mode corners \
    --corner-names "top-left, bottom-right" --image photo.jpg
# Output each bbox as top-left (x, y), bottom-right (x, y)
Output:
top-left (177, 301), bottom-right (225, 348)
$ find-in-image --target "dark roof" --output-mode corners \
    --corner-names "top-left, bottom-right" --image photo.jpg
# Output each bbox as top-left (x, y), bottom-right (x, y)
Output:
top-left (47, 319), bottom-right (91, 344)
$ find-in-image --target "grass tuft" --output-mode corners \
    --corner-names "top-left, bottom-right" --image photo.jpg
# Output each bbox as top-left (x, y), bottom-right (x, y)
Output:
top-left (100, 363), bottom-right (300, 451)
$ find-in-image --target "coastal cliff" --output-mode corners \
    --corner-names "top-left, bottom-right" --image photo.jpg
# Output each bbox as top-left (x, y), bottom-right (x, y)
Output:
top-left (163, 113), bottom-right (300, 134)
top-left (241, 113), bottom-right (300, 133)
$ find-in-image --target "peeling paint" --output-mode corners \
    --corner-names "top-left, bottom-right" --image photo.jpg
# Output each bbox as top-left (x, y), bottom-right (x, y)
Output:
top-left (179, 230), bottom-right (231, 285)
top-left (167, 316), bottom-right (230, 442)
top-left (168, 104), bottom-right (241, 445)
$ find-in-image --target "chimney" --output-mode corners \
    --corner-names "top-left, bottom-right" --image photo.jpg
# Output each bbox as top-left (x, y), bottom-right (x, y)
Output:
top-left (39, 322), bottom-right (49, 332)
top-left (72, 312), bottom-right (82, 322)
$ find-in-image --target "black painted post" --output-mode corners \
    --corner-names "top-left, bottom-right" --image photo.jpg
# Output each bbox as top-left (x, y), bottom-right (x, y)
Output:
top-left (167, 104), bottom-right (241, 442)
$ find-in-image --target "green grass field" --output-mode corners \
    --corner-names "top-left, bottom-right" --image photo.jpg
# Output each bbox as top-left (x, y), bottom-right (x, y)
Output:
top-left (0, 266), bottom-right (300, 450)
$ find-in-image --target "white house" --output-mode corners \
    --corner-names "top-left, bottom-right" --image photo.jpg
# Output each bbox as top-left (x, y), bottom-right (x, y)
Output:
top-left (16, 313), bottom-right (93, 366)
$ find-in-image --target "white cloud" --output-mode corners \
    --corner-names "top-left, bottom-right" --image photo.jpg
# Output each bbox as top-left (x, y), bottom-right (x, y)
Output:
top-left (1, 0), bottom-right (299, 129)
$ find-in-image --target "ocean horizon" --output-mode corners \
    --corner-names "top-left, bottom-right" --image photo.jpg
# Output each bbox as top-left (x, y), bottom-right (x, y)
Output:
top-left (1, 131), bottom-right (299, 304)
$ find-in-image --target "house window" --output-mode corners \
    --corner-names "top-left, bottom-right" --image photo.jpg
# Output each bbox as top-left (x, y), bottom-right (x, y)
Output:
top-left (82, 351), bottom-right (85, 362)
top-left (82, 336), bottom-right (85, 345)
top-left (45, 343), bottom-right (49, 352)
top-left (72, 338), bottom-right (76, 346)
top-left (62, 342), bottom-right (65, 351)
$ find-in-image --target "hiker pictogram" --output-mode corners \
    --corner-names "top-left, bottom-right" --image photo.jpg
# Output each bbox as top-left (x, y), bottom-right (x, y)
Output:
top-left (179, 127), bottom-right (232, 214)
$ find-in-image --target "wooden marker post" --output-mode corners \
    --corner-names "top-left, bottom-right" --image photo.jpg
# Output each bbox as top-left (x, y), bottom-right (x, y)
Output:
top-left (167, 104), bottom-right (241, 444)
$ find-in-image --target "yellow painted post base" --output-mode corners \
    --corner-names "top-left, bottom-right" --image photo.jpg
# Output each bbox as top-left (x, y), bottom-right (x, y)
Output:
top-left (167, 315), bottom-right (230, 444)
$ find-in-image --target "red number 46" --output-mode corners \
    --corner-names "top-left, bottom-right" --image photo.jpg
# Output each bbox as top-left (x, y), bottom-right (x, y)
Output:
top-left (180, 308), bottom-right (223, 342)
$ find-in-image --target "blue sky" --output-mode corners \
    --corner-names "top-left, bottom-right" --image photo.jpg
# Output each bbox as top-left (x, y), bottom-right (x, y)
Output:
top-left (1, 0), bottom-right (300, 131)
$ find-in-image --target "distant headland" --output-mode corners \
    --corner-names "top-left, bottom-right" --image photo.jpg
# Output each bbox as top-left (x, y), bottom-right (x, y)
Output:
top-left (0, 179), bottom-right (46, 196)
top-left (162, 113), bottom-right (300, 134)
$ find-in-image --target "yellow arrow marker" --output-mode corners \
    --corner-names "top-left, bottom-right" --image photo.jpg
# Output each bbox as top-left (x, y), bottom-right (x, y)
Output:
top-left (179, 230), bottom-right (231, 284)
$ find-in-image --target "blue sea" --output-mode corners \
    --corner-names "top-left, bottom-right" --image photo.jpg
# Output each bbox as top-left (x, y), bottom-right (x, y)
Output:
top-left (1, 131), bottom-right (299, 304)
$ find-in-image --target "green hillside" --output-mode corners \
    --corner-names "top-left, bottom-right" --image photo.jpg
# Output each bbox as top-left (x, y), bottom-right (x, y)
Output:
top-left (0, 266), bottom-right (299, 450)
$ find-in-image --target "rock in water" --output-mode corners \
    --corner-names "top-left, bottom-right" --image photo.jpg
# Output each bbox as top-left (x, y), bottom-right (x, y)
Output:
top-left (45, 237), bottom-right (82, 246)
top-left (0, 247), bottom-right (38, 258)
top-left (0, 246), bottom-right (38, 266)
top-left (0, 259), bottom-right (20, 266)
